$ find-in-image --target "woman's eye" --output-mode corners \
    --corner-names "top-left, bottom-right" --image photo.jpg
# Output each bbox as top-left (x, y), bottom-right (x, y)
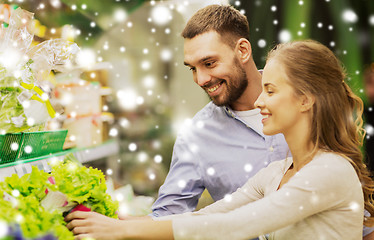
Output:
top-left (189, 67), bottom-right (196, 72)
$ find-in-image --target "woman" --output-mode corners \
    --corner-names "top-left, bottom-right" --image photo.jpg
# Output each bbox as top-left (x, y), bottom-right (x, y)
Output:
top-left (66, 40), bottom-right (374, 239)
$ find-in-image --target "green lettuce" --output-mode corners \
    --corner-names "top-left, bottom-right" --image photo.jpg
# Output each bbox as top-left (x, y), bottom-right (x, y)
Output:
top-left (0, 154), bottom-right (118, 239)
top-left (50, 156), bottom-right (118, 218)
top-left (1, 166), bottom-right (51, 200)
top-left (0, 190), bottom-right (74, 239)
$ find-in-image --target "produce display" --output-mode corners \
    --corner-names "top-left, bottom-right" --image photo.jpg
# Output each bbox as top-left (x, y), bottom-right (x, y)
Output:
top-left (0, 154), bottom-right (118, 239)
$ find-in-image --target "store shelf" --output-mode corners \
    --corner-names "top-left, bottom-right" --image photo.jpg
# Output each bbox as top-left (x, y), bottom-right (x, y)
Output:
top-left (0, 139), bottom-right (120, 181)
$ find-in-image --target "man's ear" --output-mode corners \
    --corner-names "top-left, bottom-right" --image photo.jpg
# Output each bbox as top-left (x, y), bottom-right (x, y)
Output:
top-left (236, 38), bottom-right (251, 63)
top-left (300, 93), bottom-right (315, 112)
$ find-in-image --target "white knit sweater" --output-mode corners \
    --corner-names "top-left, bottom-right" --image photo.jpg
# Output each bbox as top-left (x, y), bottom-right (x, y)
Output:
top-left (157, 152), bottom-right (364, 240)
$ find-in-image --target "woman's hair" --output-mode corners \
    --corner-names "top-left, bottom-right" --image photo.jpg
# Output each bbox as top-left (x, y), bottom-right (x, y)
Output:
top-left (181, 4), bottom-right (249, 49)
top-left (267, 40), bottom-right (374, 226)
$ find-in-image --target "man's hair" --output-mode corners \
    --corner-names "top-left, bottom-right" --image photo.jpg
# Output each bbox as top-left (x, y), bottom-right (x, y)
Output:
top-left (181, 4), bottom-right (250, 48)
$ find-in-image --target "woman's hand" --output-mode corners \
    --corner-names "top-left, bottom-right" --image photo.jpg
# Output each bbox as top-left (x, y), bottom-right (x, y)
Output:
top-left (65, 211), bottom-right (126, 240)
top-left (65, 211), bottom-right (174, 240)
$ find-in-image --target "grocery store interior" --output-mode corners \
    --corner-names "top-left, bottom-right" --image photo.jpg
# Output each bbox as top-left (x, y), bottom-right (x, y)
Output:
top-left (0, 0), bottom-right (373, 237)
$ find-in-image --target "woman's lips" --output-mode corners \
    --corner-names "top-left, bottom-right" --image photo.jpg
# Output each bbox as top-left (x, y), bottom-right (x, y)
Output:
top-left (261, 113), bottom-right (271, 123)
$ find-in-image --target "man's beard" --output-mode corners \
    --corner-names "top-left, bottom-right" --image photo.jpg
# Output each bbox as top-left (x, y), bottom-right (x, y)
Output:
top-left (209, 57), bottom-right (248, 106)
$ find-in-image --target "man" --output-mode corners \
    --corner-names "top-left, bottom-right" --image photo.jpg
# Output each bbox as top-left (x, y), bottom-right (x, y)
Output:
top-left (151, 4), bottom-right (288, 216)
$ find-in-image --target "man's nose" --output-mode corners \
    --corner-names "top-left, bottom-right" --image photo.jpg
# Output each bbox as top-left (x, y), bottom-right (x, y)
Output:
top-left (195, 69), bottom-right (211, 87)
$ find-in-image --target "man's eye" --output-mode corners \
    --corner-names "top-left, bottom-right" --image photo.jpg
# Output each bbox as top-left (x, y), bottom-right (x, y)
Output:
top-left (189, 67), bottom-right (196, 72)
top-left (205, 61), bottom-right (215, 68)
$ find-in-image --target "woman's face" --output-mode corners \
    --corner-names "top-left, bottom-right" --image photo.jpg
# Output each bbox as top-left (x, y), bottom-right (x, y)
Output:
top-left (255, 59), bottom-right (304, 136)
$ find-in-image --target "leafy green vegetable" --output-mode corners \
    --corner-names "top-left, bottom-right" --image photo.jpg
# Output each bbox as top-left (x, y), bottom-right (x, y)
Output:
top-left (0, 191), bottom-right (74, 239)
top-left (1, 166), bottom-right (51, 199)
top-left (0, 154), bottom-right (118, 239)
top-left (50, 155), bottom-right (118, 218)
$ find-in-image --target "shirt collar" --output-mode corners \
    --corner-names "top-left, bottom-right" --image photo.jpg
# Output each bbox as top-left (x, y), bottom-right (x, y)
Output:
top-left (223, 106), bottom-right (235, 118)
top-left (223, 105), bottom-right (266, 138)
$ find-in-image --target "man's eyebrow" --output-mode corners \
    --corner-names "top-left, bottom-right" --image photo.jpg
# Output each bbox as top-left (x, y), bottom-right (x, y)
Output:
top-left (199, 56), bottom-right (214, 64)
top-left (184, 56), bottom-right (216, 67)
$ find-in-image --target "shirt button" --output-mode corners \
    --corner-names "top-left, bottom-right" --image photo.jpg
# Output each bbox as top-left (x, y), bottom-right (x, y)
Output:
top-left (269, 146), bottom-right (274, 152)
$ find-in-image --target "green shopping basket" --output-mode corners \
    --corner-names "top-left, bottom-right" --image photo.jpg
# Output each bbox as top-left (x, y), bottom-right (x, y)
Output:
top-left (0, 132), bottom-right (23, 164)
top-left (0, 130), bottom-right (68, 164)
top-left (17, 130), bottom-right (68, 160)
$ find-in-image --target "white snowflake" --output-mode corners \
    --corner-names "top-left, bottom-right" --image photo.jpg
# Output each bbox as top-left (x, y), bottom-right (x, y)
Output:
top-left (349, 201), bottom-right (360, 212)
top-left (365, 124), bottom-right (374, 136)
top-left (12, 189), bottom-right (20, 198)
top-left (106, 168), bottom-right (113, 175)
top-left (244, 163), bottom-right (253, 172)
top-left (178, 180), bottom-right (186, 188)
top-left (224, 194), bottom-right (232, 202)
top-left (148, 173), bottom-right (156, 180)
top-left (207, 167), bottom-right (215, 176)
top-left (151, 5), bottom-right (172, 26)
top-left (128, 142), bottom-right (137, 152)
top-left (370, 15), bottom-right (374, 26)
top-left (10, 142), bottom-right (19, 151)
top-left (109, 128), bottom-right (118, 137)
top-left (258, 39), bottom-right (266, 48)
top-left (24, 145), bottom-right (32, 154)
top-left (342, 9), bottom-right (358, 23)
top-left (278, 30), bottom-right (292, 43)
top-left (154, 155), bottom-right (162, 163)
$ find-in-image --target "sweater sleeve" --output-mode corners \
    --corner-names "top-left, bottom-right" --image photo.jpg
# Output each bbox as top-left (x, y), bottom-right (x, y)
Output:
top-left (187, 160), bottom-right (276, 215)
top-left (154, 160), bottom-right (282, 221)
top-left (170, 154), bottom-right (362, 240)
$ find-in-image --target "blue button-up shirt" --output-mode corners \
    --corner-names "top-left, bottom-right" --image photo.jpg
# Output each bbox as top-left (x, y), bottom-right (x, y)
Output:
top-left (151, 101), bottom-right (289, 217)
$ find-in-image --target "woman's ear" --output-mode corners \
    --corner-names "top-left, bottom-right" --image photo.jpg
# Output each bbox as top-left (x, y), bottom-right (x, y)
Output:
top-left (236, 38), bottom-right (252, 63)
top-left (300, 93), bottom-right (315, 112)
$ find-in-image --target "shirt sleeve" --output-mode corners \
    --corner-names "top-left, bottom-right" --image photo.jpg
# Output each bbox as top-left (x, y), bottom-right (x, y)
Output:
top-left (363, 210), bottom-right (374, 236)
top-left (170, 156), bottom-right (363, 240)
top-left (151, 135), bottom-right (205, 217)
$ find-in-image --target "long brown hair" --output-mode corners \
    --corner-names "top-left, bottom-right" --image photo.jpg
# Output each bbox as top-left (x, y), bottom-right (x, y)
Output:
top-left (267, 40), bottom-right (374, 226)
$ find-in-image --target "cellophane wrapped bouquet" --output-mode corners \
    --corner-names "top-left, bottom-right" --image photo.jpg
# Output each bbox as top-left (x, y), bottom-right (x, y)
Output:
top-left (0, 7), bottom-right (79, 134)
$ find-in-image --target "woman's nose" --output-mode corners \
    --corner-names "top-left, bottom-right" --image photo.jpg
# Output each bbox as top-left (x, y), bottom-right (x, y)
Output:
top-left (254, 93), bottom-right (264, 109)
